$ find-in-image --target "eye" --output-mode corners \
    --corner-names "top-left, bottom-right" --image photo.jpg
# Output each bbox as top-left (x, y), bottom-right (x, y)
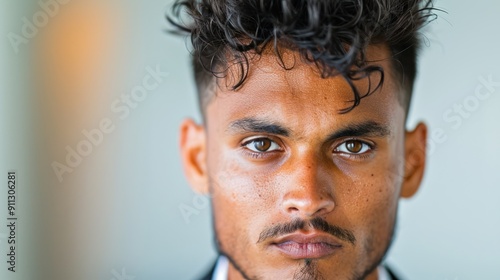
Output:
top-left (335, 140), bottom-right (371, 154)
top-left (243, 138), bottom-right (281, 153)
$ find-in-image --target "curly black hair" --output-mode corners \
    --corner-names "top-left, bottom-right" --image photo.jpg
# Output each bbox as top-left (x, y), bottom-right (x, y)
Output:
top-left (167, 0), bottom-right (437, 115)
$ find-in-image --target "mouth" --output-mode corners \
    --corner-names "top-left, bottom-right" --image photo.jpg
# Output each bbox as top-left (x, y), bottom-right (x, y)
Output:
top-left (270, 232), bottom-right (343, 259)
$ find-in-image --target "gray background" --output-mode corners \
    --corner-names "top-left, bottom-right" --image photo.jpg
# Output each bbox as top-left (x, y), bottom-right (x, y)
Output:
top-left (1, 0), bottom-right (499, 279)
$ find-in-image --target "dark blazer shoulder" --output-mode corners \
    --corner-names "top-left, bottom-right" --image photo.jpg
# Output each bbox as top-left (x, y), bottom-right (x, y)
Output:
top-left (386, 265), bottom-right (402, 280)
top-left (197, 261), bottom-right (216, 280)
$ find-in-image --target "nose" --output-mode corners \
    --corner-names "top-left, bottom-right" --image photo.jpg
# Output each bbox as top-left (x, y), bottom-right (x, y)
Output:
top-left (280, 152), bottom-right (335, 218)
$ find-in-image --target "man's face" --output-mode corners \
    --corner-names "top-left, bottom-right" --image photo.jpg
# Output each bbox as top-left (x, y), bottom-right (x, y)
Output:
top-left (180, 45), bottom-right (426, 280)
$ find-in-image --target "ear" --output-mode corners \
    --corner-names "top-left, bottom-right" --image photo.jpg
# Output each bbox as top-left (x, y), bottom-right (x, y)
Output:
top-left (179, 118), bottom-right (209, 194)
top-left (400, 122), bottom-right (427, 198)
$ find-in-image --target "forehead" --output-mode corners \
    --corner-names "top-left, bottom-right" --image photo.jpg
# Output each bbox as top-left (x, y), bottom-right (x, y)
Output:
top-left (206, 45), bottom-right (404, 133)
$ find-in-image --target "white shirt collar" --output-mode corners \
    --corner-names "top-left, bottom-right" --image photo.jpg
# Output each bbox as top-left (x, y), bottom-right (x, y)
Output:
top-left (212, 255), bottom-right (229, 280)
top-left (378, 265), bottom-right (391, 280)
top-left (212, 255), bottom-right (391, 280)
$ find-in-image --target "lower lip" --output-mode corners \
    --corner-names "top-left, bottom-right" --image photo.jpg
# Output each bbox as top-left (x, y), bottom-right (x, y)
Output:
top-left (272, 242), bottom-right (341, 259)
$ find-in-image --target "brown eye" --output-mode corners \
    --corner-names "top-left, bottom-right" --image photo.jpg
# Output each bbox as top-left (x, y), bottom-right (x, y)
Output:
top-left (244, 138), bottom-right (280, 153)
top-left (345, 140), bottom-right (363, 153)
top-left (334, 139), bottom-right (372, 157)
top-left (334, 139), bottom-right (373, 156)
top-left (253, 139), bottom-right (272, 151)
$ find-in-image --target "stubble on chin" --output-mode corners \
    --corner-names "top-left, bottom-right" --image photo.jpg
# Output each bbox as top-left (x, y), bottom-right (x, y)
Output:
top-left (292, 259), bottom-right (325, 280)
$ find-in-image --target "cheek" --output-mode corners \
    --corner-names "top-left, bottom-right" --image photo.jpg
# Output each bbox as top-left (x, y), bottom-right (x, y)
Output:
top-left (206, 136), bottom-right (276, 236)
top-left (207, 139), bottom-right (277, 212)
top-left (352, 169), bottom-right (402, 255)
top-left (335, 161), bottom-right (402, 210)
top-left (333, 153), bottom-right (403, 242)
top-left (362, 166), bottom-right (403, 221)
top-left (362, 175), bottom-right (400, 219)
top-left (209, 156), bottom-right (277, 246)
top-left (364, 175), bottom-right (400, 252)
top-left (350, 136), bottom-right (405, 208)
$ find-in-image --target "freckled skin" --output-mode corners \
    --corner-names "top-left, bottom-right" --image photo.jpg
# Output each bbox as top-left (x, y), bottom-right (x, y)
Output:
top-left (180, 45), bottom-right (427, 280)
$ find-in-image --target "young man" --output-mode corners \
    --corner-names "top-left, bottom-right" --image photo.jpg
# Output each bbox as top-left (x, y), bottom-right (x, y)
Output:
top-left (170, 0), bottom-right (436, 279)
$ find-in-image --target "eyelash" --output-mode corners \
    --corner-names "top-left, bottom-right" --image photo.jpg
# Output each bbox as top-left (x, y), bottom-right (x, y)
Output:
top-left (240, 137), bottom-right (376, 160)
top-left (241, 137), bottom-right (283, 159)
top-left (333, 138), bottom-right (375, 160)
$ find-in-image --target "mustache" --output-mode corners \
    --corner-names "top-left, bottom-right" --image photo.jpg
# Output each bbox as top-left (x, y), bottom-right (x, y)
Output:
top-left (257, 217), bottom-right (356, 245)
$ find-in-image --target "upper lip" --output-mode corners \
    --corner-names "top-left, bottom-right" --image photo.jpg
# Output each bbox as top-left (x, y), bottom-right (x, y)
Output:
top-left (270, 231), bottom-right (343, 247)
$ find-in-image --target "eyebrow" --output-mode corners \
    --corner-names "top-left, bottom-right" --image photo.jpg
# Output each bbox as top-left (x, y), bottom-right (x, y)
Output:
top-left (227, 118), bottom-right (390, 140)
top-left (227, 118), bottom-right (290, 136)
top-left (324, 121), bottom-right (391, 143)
